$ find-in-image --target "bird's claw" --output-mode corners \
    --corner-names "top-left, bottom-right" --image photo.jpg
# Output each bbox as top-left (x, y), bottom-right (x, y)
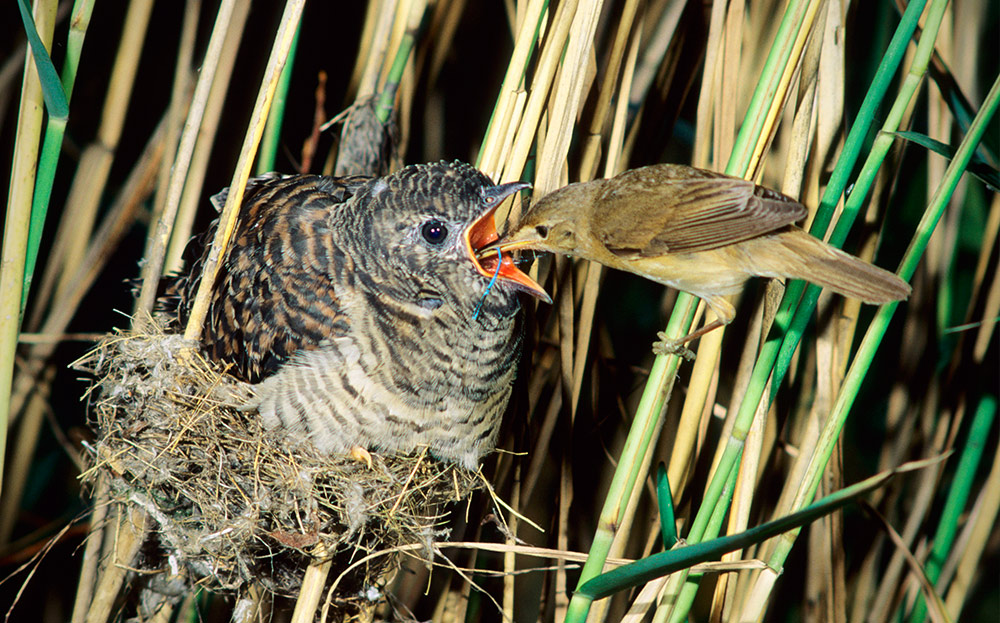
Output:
top-left (652, 332), bottom-right (696, 361)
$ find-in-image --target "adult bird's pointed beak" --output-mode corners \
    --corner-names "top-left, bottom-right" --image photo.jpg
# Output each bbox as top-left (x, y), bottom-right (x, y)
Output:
top-left (465, 181), bottom-right (552, 304)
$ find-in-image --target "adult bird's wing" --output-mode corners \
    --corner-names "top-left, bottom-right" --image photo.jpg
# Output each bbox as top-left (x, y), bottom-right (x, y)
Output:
top-left (176, 173), bottom-right (369, 382)
top-left (592, 165), bottom-right (808, 257)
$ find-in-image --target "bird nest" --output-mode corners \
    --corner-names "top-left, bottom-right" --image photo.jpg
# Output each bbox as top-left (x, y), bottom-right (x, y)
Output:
top-left (75, 318), bottom-right (482, 611)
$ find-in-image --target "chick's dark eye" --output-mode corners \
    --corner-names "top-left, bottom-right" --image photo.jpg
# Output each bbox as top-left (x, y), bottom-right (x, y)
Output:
top-left (421, 220), bottom-right (449, 245)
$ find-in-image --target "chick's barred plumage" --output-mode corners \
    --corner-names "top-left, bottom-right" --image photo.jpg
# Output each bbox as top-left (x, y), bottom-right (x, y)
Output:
top-left (172, 161), bottom-right (543, 469)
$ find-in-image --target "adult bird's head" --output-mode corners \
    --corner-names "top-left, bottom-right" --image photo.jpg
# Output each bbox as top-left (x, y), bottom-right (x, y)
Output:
top-left (346, 161), bottom-right (550, 319)
top-left (477, 181), bottom-right (608, 267)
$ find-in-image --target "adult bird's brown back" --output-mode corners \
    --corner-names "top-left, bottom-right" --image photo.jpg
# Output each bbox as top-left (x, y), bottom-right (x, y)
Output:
top-left (169, 161), bottom-right (548, 469)
top-left (490, 164), bottom-right (910, 353)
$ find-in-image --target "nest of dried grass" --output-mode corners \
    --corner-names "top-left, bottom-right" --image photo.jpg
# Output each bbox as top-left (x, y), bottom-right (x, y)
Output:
top-left (75, 318), bottom-right (481, 610)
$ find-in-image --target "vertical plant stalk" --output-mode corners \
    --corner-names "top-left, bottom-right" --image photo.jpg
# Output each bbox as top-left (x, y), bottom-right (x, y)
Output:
top-left (51, 0), bottom-right (153, 304)
top-left (743, 71), bottom-right (1000, 622)
top-left (755, 0), bottom-right (948, 566)
top-left (494, 0), bottom-right (573, 187)
top-left (182, 0), bottom-right (306, 340)
top-left (290, 543), bottom-right (332, 623)
top-left (164, 0), bottom-right (252, 275)
top-left (478, 0), bottom-right (548, 176)
top-left (70, 477), bottom-right (110, 623)
top-left (21, 0), bottom-right (93, 313)
top-left (148, 0), bottom-right (201, 274)
top-left (581, 2), bottom-right (816, 620)
top-left (22, 0), bottom-right (145, 336)
top-left (910, 395), bottom-right (997, 623)
top-left (568, 0), bottom-right (642, 423)
top-left (769, 0), bottom-right (931, 391)
top-left (374, 0), bottom-right (426, 125)
top-left (84, 505), bottom-right (149, 623)
top-left (650, 1), bottom-right (931, 618)
top-left (0, 365), bottom-right (53, 543)
top-left (658, 0), bottom-right (841, 618)
top-left (132, 0), bottom-right (239, 319)
top-left (563, 296), bottom-right (695, 622)
top-left (257, 21), bottom-right (300, 174)
top-left (943, 410), bottom-right (1000, 617)
top-left (7, 116), bottom-right (167, 428)
top-left (679, 0), bottom-right (938, 617)
top-left (1, 0), bottom-right (57, 500)
top-left (533, 1), bottom-right (603, 194)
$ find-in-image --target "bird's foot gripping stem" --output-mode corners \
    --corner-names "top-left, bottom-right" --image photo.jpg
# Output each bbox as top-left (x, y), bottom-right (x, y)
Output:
top-left (651, 313), bottom-right (729, 361)
top-left (652, 332), bottom-right (696, 361)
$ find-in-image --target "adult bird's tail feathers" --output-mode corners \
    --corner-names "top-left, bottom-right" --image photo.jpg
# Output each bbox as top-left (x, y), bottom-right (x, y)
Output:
top-left (766, 229), bottom-right (911, 304)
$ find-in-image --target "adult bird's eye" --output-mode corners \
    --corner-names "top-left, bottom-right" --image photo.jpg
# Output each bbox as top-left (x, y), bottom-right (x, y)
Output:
top-left (535, 225), bottom-right (549, 238)
top-left (421, 220), bottom-right (449, 245)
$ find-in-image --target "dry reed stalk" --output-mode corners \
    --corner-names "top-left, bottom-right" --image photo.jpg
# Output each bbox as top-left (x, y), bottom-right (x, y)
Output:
top-left (478, 0), bottom-right (549, 178)
top-left (42, 0), bottom-right (154, 319)
top-left (135, 0), bottom-right (242, 321)
top-left (156, 0), bottom-right (202, 275)
top-left (4, 0), bottom-right (988, 620)
top-left (163, 0), bottom-right (252, 275)
top-left (291, 544), bottom-right (333, 623)
top-left (8, 114), bottom-right (166, 421)
top-left (943, 440), bottom-right (1000, 617)
top-left (568, 1), bottom-right (643, 422)
top-left (717, 9), bottom-right (840, 617)
top-left (180, 0), bottom-right (304, 341)
top-left (0, 0), bottom-right (55, 509)
top-left (425, 0), bottom-right (468, 85)
top-left (0, 45), bottom-right (28, 132)
top-left (0, 366), bottom-right (54, 544)
top-left (83, 505), bottom-right (148, 623)
top-left (69, 477), bottom-right (110, 623)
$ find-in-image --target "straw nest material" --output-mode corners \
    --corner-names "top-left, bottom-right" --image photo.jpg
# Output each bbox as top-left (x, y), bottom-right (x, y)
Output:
top-left (76, 317), bottom-right (482, 610)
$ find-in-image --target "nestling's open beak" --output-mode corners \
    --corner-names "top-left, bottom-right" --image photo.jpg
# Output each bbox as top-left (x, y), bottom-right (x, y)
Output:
top-left (465, 182), bottom-right (552, 304)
